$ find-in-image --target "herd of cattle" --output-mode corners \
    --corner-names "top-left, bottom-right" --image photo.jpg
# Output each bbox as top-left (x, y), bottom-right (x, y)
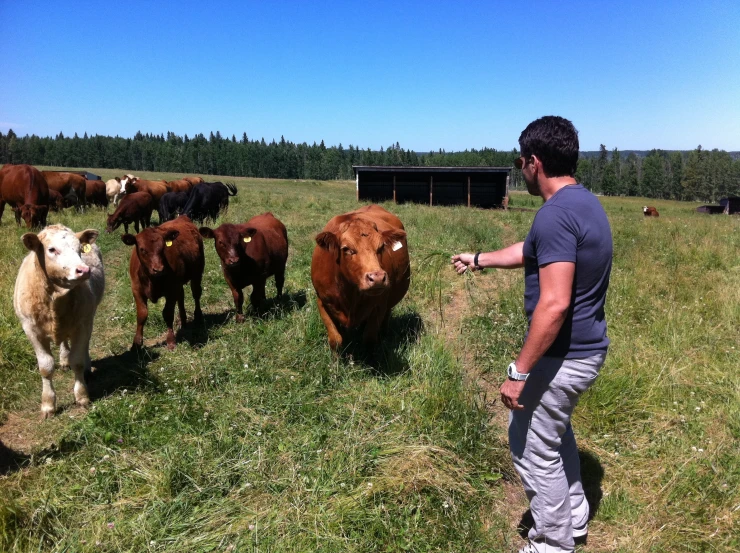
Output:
top-left (2, 164), bottom-right (410, 418)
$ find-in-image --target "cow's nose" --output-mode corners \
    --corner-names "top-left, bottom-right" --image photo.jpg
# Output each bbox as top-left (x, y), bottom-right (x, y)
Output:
top-left (76, 265), bottom-right (90, 276)
top-left (365, 270), bottom-right (388, 287)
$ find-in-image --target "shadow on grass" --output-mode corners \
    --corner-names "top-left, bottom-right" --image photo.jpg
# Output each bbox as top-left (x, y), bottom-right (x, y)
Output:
top-left (338, 311), bottom-right (425, 377)
top-left (516, 449), bottom-right (604, 544)
top-left (247, 289), bottom-right (308, 320)
top-left (87, 347), bottom-right (163, 401)
top-left (0, 439), bottom-right (30, 475)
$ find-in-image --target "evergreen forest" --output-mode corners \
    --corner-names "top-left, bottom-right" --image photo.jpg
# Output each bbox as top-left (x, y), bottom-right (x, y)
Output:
top-left (1, 130), bottom-right (738, 202)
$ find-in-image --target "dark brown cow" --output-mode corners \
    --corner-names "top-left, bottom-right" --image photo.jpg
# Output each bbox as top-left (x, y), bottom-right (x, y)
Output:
top-left (643, 206), bottom-right (659, 217)
top-left (0, 164), bottom-right (50, 228)
top-left (311, 204), bottom-right (410, 351)
top-left (48, 189), bottom-right (65, 212)
top-left (122, 216), bottom-right (205, 350)
top-left (200, 212), bottom-right (288, 322)
top-left (183, 176), bottom-right (205, 186)
top-left (85, 179), bottom-right (108, 207)
top-left (106, 192), bottom-right (154, 234)
top-left (125, 178), bottom-right (170, 208)
top-left (42, 171), bottom-right (87, 208)
top-left (167, 179), bottom-right (193, 193)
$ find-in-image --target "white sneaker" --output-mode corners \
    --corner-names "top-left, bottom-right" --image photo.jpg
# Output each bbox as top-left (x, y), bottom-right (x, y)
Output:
top-left (572, 524), bottom-right (588, 538)
top-left (517, 541), bottom-right (574, 553)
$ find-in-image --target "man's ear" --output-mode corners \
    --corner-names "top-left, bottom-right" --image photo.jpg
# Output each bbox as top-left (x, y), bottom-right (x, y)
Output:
top-left (121, 234), bottom-right (137, 246)
top-left (199, 227), bottom-right (215, 239)
top-left (315, 231), bottom-right (338, 252)
top-left (76, 229), bottom-right (99, 245)
top-left (22, 233), bottom-right (42, 252)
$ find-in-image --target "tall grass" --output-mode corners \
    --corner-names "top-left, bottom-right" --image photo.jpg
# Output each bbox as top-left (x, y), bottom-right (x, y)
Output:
top-left (0, 173), bottom-right (738, 552)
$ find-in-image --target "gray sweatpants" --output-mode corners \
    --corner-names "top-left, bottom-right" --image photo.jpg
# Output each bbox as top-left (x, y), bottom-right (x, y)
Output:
top-left (509, 353), bottom-right (605, 553)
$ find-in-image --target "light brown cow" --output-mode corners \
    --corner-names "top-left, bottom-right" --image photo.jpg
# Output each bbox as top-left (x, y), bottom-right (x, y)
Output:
top-left (13, 225), bottom-right (105, 418)
top-left (42, 171), bottom-right (87, 208)
top-left (183, 176), bottom-right (205, 186)
top-left (106, 175), bottom-right (135, 206)
top-left (167, 178), bottom-right (194, 193)
top-left (125, 178), bottom-right (170, 208)
top-left (311, 204), bottom-right (410, 351)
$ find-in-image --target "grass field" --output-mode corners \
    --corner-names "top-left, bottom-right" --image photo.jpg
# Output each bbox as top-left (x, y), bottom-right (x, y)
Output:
top-left (0, 168), bottom-right (738, 552)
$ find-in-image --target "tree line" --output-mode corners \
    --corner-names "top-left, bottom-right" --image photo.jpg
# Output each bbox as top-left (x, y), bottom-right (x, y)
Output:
top-left (1, 130), bottom-right (738, 202)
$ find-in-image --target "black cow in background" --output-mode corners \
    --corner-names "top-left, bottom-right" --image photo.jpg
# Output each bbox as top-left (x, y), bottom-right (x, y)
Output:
top-left (182, 181), bottom-right (238, 223)
top-left (158, 190), bottom-right (193, 223)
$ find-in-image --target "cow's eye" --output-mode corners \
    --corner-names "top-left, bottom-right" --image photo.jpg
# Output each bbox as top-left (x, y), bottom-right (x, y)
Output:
top-left (48, 247), bottom-right (56, 254)
top-left (341, 246), bottom-right (354, 256)
top-left (377, 244), bottom-right (385, 254)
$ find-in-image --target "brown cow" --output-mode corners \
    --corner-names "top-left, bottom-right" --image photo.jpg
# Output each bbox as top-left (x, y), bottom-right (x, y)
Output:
top-left (125, 178), bottom-right (170, 208)
top-left (42, 171), bottom-right (87, 208)
top-left (311, 204), bottom-right (410, 351)
top-left (643, 206), bottom-right (659, 217)
top-left (106, 192), bottom-right (154, 233)
top-left (13, 224), bottom-right (105, 417)
top-left (48, 189), bottom-right (65, 212)
top-left (85, 179), bottom-right (108, 207)
top-left (122, 215), bottom-right (205, 350)
top-left (167, 178), bottom-right (194, 193)
top-left (0, 164), bottom-right (50, 227)
top-left (183, 176), bottom-right (205, 186)
top-left (200, 212), bottom-right (288, 322)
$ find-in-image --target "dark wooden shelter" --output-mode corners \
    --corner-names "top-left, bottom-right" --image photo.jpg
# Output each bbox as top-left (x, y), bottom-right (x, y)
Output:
top-left (353, 166), bottom-right (511, 208)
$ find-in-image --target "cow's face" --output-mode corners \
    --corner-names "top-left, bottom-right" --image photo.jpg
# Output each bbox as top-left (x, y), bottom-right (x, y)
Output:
top-left (20, 203), bottom-right (48, 228)
top-left (122, 227), bottom-right (179, 277)
top-left (22, 225), bottom-right (98, 287)
top-left (105, 213), bottom-right (118, 233)
top-left (316, 219), bottom-right (406, 294)
top-left (199, 224), bottom-right (245, 268)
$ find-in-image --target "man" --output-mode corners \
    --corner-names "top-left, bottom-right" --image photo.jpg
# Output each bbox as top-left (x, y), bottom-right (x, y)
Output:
top-left (452, 116), bottom-right (612, 553)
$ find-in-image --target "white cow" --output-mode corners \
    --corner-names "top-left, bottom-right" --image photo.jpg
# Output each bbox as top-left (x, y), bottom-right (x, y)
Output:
top-left (13, 225), bottom-right (105, 418)
top-left (106, 175), bottom-right (135, 206)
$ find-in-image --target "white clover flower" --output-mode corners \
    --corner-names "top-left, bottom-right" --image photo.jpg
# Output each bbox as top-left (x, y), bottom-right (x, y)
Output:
top-left (102, 455), bottom-right (110, 462)
top-left (367, 482), bottom-right (373, 488)
top-left (89, 467), bottom-right (97, 475)
top-left (443, 501), bottom-right (449, 509)
top-left (692, 446), bottom-right (697, 451)
top-left (698, 448), bottom-right (704, 453)
top-left (256, 431), bottom-right (262, 436)
top-left (248, 524), bottom-right (255, 531)
top-left (340, 483), bottom-right (346, 488)
top-left (695, 407), bottom-right (701, 412)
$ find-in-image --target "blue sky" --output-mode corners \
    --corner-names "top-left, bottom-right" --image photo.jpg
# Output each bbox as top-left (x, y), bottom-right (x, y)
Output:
top-left (1, 0), bottom-right (739, 151)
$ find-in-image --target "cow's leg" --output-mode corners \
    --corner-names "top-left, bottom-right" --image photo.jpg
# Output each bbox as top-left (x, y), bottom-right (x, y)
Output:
top-left (250, 279), bottom-right (267, 310)
top-left (134, 220), bottom-right (140, 233)
top-left (316, 297), bottom-right (343, 351)
top-left (162, 294), bottom-right (177, 350)
top-left (230, 284), bottom-right (245, 322)
top-left (275, 269), bottom-right (285, 298)
top-left (191, 274), bottom-right (204, 323)
top-left (124, 222), bottom-right (129, 234)
top-left (0, 199), bottom-right (5, 223)
top-left (177, 287), bottom-right (187, 328)
top-left (132, 291), bottom-right (148, 349)
top-left (68, 329), bottom-right (92, 408)
top-left (22, 323), bottom-right (56, 418)
top-left (59, 340), bottom-right (71, 370)
top-left (14, 207), bottom-right (21, 226)
top-left (362, 304), bottom-right (388, 348)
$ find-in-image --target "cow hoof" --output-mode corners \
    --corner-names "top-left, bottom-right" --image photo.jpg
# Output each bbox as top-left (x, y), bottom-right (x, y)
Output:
top-left (236, 314), bottom-right (245, 323)
top-left (59, 363), bottom-right (70, 372)
top-left (77, 398), bottom-right (91, 409)
top-left (41, 408), bottom-right (55, 420)
top-left (166, 342), bottom-right (176, 351)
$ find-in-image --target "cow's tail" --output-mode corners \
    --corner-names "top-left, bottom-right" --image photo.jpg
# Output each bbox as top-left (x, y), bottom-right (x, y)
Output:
top-left (225, 182), bottom-right (237, 196)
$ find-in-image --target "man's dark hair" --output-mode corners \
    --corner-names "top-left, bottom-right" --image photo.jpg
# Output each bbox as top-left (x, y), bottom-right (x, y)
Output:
top-left (518, 116), bottom-right (579, 178)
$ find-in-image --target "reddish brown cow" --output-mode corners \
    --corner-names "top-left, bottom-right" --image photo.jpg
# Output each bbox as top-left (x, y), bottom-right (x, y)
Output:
top-left (122, 216), bottom-right (205, 350)
top-left (106, 192), bottom-right (154, 234)
top-left (125, 178), bottom-right (170, 208)
top-left (42, 171), bottom-right (87, 208)
top-left (200, 212), bottom-right (289, 322)
top-left (167, 179), bottom-right (193, 193)
top-left (85, 179), bottom-right (108, 207)
top-left (643, 206), bottom-right (659, 217)
top-left (311, 204), bottom-right (410, 351)
top-left (183, 176), bottom-right (205, 186)
top-left (0, 164), bottom-right (50, 228)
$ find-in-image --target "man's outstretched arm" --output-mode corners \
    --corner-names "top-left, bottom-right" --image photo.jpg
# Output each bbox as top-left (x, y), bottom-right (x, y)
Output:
top-left (451, 241), bottom-right (525, 273)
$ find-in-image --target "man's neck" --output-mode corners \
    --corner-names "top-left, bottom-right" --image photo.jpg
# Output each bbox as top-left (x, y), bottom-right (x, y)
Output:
top-left (539, 176), bottom-right (578, 202)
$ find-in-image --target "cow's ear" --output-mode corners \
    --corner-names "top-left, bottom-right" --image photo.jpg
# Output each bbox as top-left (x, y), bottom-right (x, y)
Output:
top-left (76, 229), bottom-right (99, 245)
top-left (382, 228), bottom-right (407, 246)
top-left (121, 234), bottom-right (137, 246)
top-left (22, 233), bottom-right (42, 253)
top-left (199, 227), bottom-right (215, 239)
top-left (316, 231), bottom-right (339, 252)
top-left (243, 227), bottom-right (257, 238)
top-left (164, 230), bottom-right (180, 242)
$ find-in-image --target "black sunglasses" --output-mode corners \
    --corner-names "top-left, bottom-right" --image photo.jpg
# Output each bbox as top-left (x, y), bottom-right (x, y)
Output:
top-left (514, 156), bottom-right (527, 170)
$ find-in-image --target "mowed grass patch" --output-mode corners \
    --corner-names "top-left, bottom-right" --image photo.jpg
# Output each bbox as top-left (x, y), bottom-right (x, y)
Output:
top-left (0, 170), bottom-right (737, 552)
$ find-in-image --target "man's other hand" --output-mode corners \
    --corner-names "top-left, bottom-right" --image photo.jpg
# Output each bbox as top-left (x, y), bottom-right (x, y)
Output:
top-left (500, 379), bottom-right (526, 410)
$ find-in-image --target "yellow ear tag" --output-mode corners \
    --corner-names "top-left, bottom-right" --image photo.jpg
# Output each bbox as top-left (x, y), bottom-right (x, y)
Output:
top-left (243, 236), bottom-right (251, 243)
top-left (82, 244), bottom-right (91, 253)
top-left (165, 240), bottom-right (173, 247)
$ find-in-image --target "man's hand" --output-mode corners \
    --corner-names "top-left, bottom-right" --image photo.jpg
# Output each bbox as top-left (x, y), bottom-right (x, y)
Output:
top-left (451, 253), bottom-right (476, 274)
top-left (500, 379), bottom-right (526, 410)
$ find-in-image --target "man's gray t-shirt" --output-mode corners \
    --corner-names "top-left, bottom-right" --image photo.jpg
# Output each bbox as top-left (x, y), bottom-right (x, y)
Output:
top-left (523, 184), bottom-right (612, 358)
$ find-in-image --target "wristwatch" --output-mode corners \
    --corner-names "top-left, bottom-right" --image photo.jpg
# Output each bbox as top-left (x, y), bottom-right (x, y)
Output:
top-left (507, 362), bottom-right (529, 381)
top-left (474, 252), bottom-right (481, 271)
